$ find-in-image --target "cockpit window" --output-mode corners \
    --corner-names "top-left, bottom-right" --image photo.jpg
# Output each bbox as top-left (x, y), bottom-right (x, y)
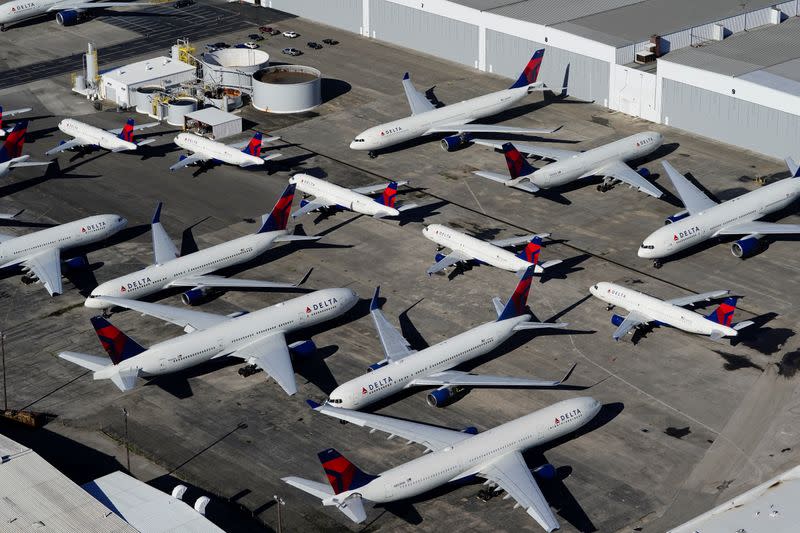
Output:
top-left (353, 138), bottom-right (365, 143)
top-left (640, 244), bottom-right (655, 249)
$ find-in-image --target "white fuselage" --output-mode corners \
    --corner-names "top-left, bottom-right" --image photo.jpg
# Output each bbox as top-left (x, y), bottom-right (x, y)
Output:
top-left (85, 231), bottom-right (287, 309)
top-left (58, 118), bottom-right (136, 152)
top-left (0, 0), bottom-right (65, 26)
top-left (638, 177), bottom-right (800, 259)
top-left (589, 282), bottom-right (737, 337)
top-left (0, 214), bottom-right (126, 269)
top-left (328, 397), bottom-right (601, 504)
top-left (288, 174), bottom-right (399, 217)
top-left (530, 132), bottom-right (661, 188)
top-left (422, 224), bottom-right (531, 272)
top-left (93, 288), bottom-right (358, 380)
top-left (327, 315), bottom-right (530, 409)
top-left (350, 86), bottom-right (530, 151)
top-left (175, 133), bottom-right (263, 168)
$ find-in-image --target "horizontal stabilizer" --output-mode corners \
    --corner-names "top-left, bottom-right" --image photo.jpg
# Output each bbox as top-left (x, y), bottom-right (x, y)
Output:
top-left (512, 181), bottom-right (542, 193)
top-left (0, 209), bottom-right (23, 220)
top-left (474, 170), bottom-right (516, 185)
top-left (261, 152), bottom-right (282, 162)
top-left (734, 320), bottom-right (754, 331)
top-left (59, 351), bottom-right (110, 372)
top-left (109, 368), bottom-right (140, 392)
top-left (135, 138), bottom-right (156, 147)
top-left (282, 476), bottom-right (334, 500)
top-left (396, 202), bottom-right (419, 212)
top-left (709, 330), bottom-right (724, 342)
top-left (539, 259), bottom-right (562, 270)
top-left (513, 321), bottom-right (568, 331)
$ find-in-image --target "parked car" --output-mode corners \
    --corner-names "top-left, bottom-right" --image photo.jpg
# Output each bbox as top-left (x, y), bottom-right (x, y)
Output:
top-left (283, 30), bottom-right (299, 38)
top-left (174, 0), bottom-right (193, 8)
top-left (268, 28), bottom-right (280, 35)
top-left (282, 47), bottom-right (302, 56)
top-left (248, 33), bottom-right (264, 41)
top-left (259, 25), bottom-right (271, 33)
top-left (204, 43), bottom-right (219, 52)
top-left (322, 38), bottom-right (339, 45)
top-left (211, 42), bottom-right (229, 49)
top-left (307, 41), bottom-right (322, 49)
top-left (242, 42), bottom-right (259, 49)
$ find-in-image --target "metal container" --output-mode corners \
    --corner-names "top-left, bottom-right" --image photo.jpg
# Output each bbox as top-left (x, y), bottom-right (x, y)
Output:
top-left (200, 49), bottom-right (269, 93)
top-left (166, 97), bottom-right (198, 126)
top-left (73, 74), bottom-right (86, 92)
top-left (134, 86), bottom-right (162, 115)
top-left (251, 65), bottom-right (322, 113)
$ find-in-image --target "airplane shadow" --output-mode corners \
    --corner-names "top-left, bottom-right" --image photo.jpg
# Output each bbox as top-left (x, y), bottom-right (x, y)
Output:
top-left (539, 253), bottom-right (591, 284)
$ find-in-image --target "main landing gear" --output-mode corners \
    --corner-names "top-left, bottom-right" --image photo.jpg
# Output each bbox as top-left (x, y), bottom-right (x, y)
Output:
top-left (238, 364), bottom-right (259, 377)
top-left (368, 151), bottom-right (377, 159)
top-left (596, 177), bottom-right (616, 193)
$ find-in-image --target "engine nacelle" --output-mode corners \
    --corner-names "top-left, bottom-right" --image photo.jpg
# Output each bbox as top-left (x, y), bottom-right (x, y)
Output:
top-left (664, 210), bottom-right (690, 225)
top-left (426, 386), bottom-right (453, 407)
top-left (434, 252), bottom-right (446, 263)
top-left (461, 426), bottom-right (478, 435)
top-left (181, 287), bottom-right (213, 305)
top-left (533, 463), bottom-right (557, 480)
top-left (636, 167), bottom-right (651, 178)
top-left (440, 133), bottom-right (473, 152)
top-left (731, 236), bottom-right (761, 258)
top-left (611, 314), bottom-right (625, 327)
top-left (56, 10), bottom-right (81, 26)
top-left (288, 339), bottom-right (316, 357)
top-left (366, 360), bottom-right (388, 372)
top-left (64, 255), bottom-right (89, 270)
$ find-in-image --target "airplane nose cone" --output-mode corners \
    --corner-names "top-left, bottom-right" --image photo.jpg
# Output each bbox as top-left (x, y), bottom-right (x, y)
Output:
top-left (349, 140), bottom-right (358, 150)
top-left (84, 293), bottom-right (108, 309)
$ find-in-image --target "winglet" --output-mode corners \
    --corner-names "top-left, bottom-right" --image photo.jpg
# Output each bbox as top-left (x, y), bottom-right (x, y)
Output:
top-left (370, 286), bottom-right (381, 311)
top-left (560, 362), bottom-right (577, 384)
top-left (785, 156), bottom-right (800, 178)
top-left (306, 399), bottom-right (321, 409)
top-left (152, 201), bottom-right (163, 224)
top-left (403, 72), bottom-right (410, 80)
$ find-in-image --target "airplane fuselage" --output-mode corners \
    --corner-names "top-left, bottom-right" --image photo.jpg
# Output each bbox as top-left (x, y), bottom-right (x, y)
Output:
top-left (175, 133), bottom-right (263, 168)
top-left (289, 174), bottom-right (399, 217)
top-left (350, 86), bottom-right (530, 151)
top-left (638, 176), bottom-right (800, 259)
top-left (422, 224), bottom-right (531, 272)
top-left (327, 315), bottom-right (530, 409)
top-left (57, 118), bottom-right (136, 152)
top-left (0, 0), bottom-right (65, 26)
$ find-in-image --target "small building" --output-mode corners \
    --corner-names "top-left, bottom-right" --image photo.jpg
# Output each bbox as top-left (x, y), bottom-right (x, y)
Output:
top-left (100, 57), bottom-right (196, 108)
top-left (184, 107), bottom-right (242, 139)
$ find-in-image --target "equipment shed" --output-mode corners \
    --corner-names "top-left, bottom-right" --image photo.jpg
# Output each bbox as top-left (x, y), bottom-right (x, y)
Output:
top-left (184, 107), bottom-right (242, 140)
top-left (100, 57), bottom-right (196, 108)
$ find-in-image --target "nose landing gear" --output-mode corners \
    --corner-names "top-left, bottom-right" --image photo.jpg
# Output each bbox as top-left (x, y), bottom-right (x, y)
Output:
top-left (368, 151), bottom-right (377, 159)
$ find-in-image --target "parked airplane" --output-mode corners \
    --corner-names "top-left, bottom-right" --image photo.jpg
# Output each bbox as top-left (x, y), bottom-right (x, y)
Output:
top-left (423, 224), bottom-right (561, 276)
top-left (60, 287), bottom-right (359, 394)
top-left (0, 213), bottom-right (126, 295)
top-left (639, 160), bottom-right (800, 267)
top-left (325, 267), bottom-right (571, 409)
top-left (170, 131), bottom-right (281, 171)
top-left (0, 0), bottom-right (160, 31)
top-left (0, 106), bottom-right (32, 136)
top-left (289, 174), bottom-right (417, 219)
top-left (349, 49), bottom-right (558, 158)
top-left (589, 282), bottom-right (753, 341)
top-left (284, 396), bottom-right (602, 530)
top-left (86, 185), bottom-right (317, 309)
top-left (0, 120), bottom-right (50, 179)
top-left (45, 118), bottom-right (158, 155)
top-left (474, 134), bottom-right (663, 198)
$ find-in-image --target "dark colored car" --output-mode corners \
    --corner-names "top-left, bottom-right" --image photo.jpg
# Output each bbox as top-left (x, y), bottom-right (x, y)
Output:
top-left (174, 0), bottom-right (193, 8)
top-left (307, 41), bottom-right (322, 49)
top-left (212, 42), bottom-right (229, 48)
top-left (322, 38), bottom-right (339, 45)
top-left (248, 33), bottom-right (264, 41)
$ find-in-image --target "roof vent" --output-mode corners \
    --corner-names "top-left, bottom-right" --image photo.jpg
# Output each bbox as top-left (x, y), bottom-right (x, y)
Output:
top-left (770, 7), bottom-right (783, 24)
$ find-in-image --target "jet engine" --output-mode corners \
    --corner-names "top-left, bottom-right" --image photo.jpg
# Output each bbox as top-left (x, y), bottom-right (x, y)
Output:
top-left (637, 167), bottom-right (651, 178)
top-left (440, 133), bottom-right (473, 152)
top-left (610, 314), bottom-right (626, 326)
top-left (56, 10), bottom-right (83, 26)
top-left (461, 426), bottom-right (478, 435)
top-left (64, 255), bottom-right (89, 269)
top-left (181, 287), bottom-right (213, 305)
top-left (288, 340), bottom-right (316, 357)
top-left (426, 385), bottom-right (465, 407)
top-left (532, 463), bottom-right (557, 480)
top-left (731, 235), bottom-right (761, 258)
top-left (664, 210), bottom-right (689, 225)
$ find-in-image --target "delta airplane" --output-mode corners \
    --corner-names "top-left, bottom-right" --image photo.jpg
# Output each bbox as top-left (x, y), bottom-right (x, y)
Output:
top-left (0, 0), bottom-right (160, 31)
top-left (0, 120), bottom-right (50, 180)
top-left (349, 49), bottom-right (558, 158)
top-left (589, 282), bottom-right (753, 341)
top-left (46, 118), bottom-right (158, 155)
top-left (0, 106), bottom-right (32, 136)
top-left (325, 266), bottom-right (572, 409)
top-left (289, 174), bottom-right (417, 219)
top-left (169, 131), bottom-right (281, 171)
top-left (284, 396), bottom-right (602, 530)
top-left (639, 160), bottom-right (800, 267)
top-left (423, 224), bottom-right (561, 276)
top-left (60, 287), bottom-right (359, 393)
top-left (0, 213), bottom-right (126, 295)
top-left (86, 185), bottom-right (317, 309)
top-left (474, 134), bottom-right (663, 198)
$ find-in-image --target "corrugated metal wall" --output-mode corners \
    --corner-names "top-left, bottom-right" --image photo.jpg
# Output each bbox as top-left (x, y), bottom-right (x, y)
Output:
top-left (369, 1), bottom-right (479, 67)
top-left (661, 78), bottom-right (800, 159)
top-left (267, 0), bottom-right (363, 34)
top-left (485, 30), bottom-right (609, 104)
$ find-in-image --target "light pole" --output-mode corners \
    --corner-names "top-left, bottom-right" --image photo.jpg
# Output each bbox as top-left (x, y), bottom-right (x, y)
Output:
top-left (273, 495), bottom-right (285, 533)
top-left (122, 408), bottom-right (130, 473)
top-left (1, 331), bottom-right (7, 412)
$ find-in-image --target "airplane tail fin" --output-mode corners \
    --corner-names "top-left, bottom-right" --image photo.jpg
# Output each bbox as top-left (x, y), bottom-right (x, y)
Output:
top-left (785, 156), bottom-right (800, 178)
top-left (118, 118), bottom-right (135, 142)
top-left (706, 297), bottom-right (738, 327)
top-left (318, 448), bottom-right (378, 495)
top-left (509, 48), bottom-right (545, 89)
top-left (90, 316), bottom-right (146, 364)
top-left (502, 142), bottom-right (536, 182)
top-left (516, 236), bottom-right (542, 265)
top-left (242, 131), bottom-right (263, 157)
top-left (0, 106), bottom-right (4, 129)
top-left (258, 183), bottom-right (296, 233)
top-left (497, 265), bottom-right (535, 321)
top-left (0, 120), bottom-right (28, 162)
top-left (375, 181), bottom-right (398, 208)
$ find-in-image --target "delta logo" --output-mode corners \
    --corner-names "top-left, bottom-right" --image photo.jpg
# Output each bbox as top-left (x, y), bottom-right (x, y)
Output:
top-left (675, 226), bottom-right (701, 241)
top-left (123, 276), bottom-right (152, 291)
top-left (554, 408), bottom-right (582, 425)
top-left (363, 376), bottom-right (393, 393)
top-left (305, 297), bottom-right (338, 314)
top-left (120, 286), bottom-right (126, 293)
top-left (11, 3), bottom-right (35, 12)
top-left (361, 387), bottom-right (367, 395)
top-left (81, 221), bottom-right (108, 233)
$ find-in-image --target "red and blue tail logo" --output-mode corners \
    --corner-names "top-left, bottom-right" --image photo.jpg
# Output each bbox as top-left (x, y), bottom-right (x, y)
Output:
top-left (509, 48), bottom-right (545, 89)
top-left (0, 106), bottom-right (4, 129)
top-left (706, 297), bottom-right (738, 327)
top-left (318, 448), bottom-right (377, 495)
top-left (90, 316), bottom-right (146, 364)
top-left (502, 142), bottom-right (535, 179)
top-left (376, 182), bottom-right (398, 207)
top-left (0, 120), bottom-right (27, 163)
top-left (497, 265), bottom-right (535, 321)
top-left (258, 183), bottom-right (295, 233)
top-left (118, 118), bottom-right (135, 142)
top-left (516, 236), bottom-right (542, 265)
top-left (242, 132), bottom-right (263, 157)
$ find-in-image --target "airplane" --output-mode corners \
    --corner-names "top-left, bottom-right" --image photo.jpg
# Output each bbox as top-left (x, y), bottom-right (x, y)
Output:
top-left (0, 0), bottom-right (160, 31)
top-left (639, 159), bottom-right (800, 267)
top-left (325, 266), bottom-right (572, 410)
top-left (0, 213), bottom-right (127, 295)
top-left (59, 287), bottom-right (359, 394)
top-left (349, 49), bottom-right (559, 158)
top-left (288, 174), bottom-right (418, 219)
top-left (283, 396), bottom-right (603, 530)
top-left (0, 120), bottom-right (51, 180)
top-left (474, 134), bottom-right (663, 198)
top-left (85, 184), bottom-right (318, 309)
top-left (169, 131), bottom-right (281, 171)
top-left (422, 224), bottom-right (562, 276)
top-left (45, 118), bottom-right (158, 156)
top-left (589, 282), bottom-right (753, 341)
top-left (0, 106), bottom-right (32, 136)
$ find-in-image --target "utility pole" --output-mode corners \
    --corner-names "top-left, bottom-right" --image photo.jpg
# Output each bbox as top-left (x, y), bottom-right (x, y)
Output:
top-left (122, 408), bottom-right (130, 473)
top-left (1, 331), bottom-right (6, 412)
top-left (273, 495), bottom-right (285, 533)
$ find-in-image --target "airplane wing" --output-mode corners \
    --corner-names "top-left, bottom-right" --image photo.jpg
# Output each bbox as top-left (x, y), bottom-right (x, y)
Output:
top-left (310, 401), bottom-right (473, 453)
top-left (477, 451), bottom-right (560, 532)
top-left (409, 367), bottom-right (570, 388)
top-left (167, 274), bottom-right (299, 289)
top-left (45, 138), bottom-right (85, 156)
top-left (107, 121), bottom-right (160, 134)
top-left (426, 250), bottom-right (471, 275)
top-left (230, 332), bottom-right (297, 395)
top-left (291, 198), bottom-right (329, 219)
top-left (666, 290), bottom-right (731, 308)
top-left (472, 139), bottom-right (578, 161)
top-left (370, 287), bottom-right (415, 363)
top-left (151, 203), bottom-right (179, 265)
top-left (402, 73), bottom-right (436, 115)
top-left (611, 310), bottom-right (651, 341)
top-left (591, 160), bottom-right (663, 198)
top-left (426, 124), bottom-right (558, 136)
top-left (661, 161), bottom-right (717, 214)
top-left (491, 233), bottom-right (549, 248)
top-left (351, 180), bottom-right (409, 195)
top-left (169, 154), bottom-right (206, 171)
top-left (89, 296), bottom-right (229, 332)
top-left (715, 221), bottom-right (800, 236)
top-left (21, 248), bottom-right (63, 296)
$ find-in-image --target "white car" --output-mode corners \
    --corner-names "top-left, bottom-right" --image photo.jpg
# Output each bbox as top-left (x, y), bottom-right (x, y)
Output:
top-left (283, 30), bottom-right (299, 38)
top-left (243, 42), bottom-right (258, 49)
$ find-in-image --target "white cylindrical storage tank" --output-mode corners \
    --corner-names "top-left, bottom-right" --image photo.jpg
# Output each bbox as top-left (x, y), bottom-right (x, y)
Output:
top-left (85, 42), bottom-right (98, 85)
top-left (201, 49), bottom-right (269, 92)
top-left (167, 97), bottom-right (198, 126)
top-left (206, 88), bottom-right (243, 111)
top-left (134, 86), bottom-right (162, 115)
top-left (74, 74), bottom-right (86, 92)
top-left (251, 65), bottom-right (322, 113)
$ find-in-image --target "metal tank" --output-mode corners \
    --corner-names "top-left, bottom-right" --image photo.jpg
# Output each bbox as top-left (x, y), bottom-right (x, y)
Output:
top-left (134, 86), bottom-right (162, 115)
top-left (166, 97), bottom-right (198, 126)
top-left (251, 65), bottom-right (322, 113)
top-left (200, 49), bottom-right (269, 92)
